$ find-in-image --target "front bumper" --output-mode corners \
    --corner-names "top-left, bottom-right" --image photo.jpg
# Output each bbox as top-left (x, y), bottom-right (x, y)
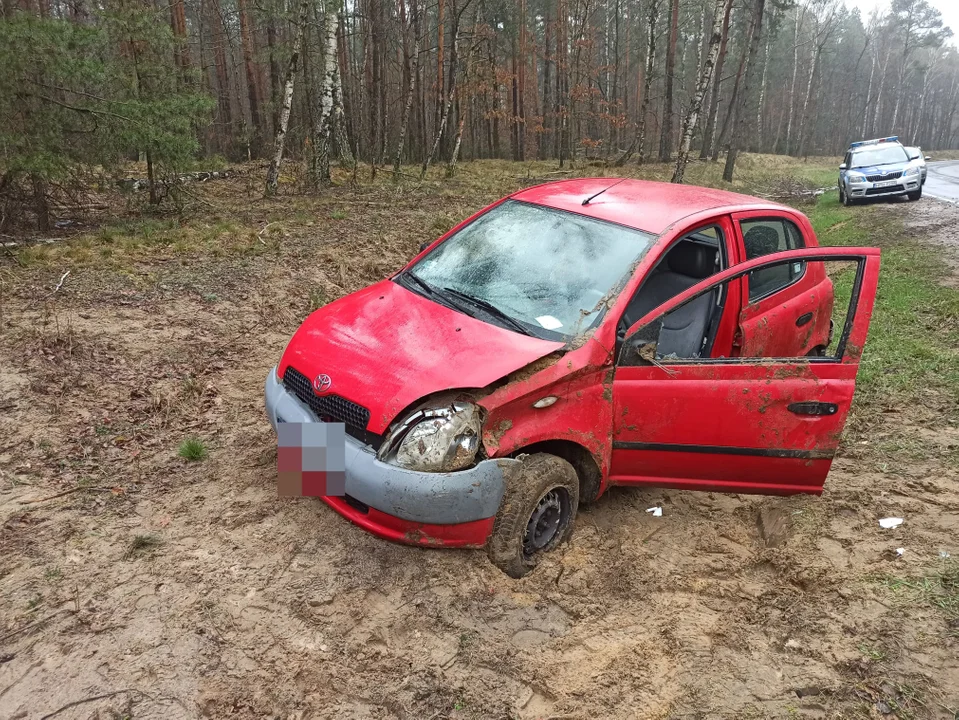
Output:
top-left (264, 366), bottom-right (514, 547)
top-left (846, 174), bottom-right (921, 199)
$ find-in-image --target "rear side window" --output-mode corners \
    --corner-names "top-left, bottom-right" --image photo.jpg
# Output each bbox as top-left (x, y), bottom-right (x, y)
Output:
top-left (741, 218), bottom-right (806, 301)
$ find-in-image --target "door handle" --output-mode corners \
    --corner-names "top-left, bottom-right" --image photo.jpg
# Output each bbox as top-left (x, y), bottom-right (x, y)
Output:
top-left (788, 401), bottom-right (838, 416)
top-left (795, 312), bottom-right (813, 327)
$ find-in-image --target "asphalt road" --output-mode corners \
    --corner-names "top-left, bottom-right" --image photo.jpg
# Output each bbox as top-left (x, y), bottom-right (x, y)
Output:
top-left (924, 160), bottom-right (959, 202)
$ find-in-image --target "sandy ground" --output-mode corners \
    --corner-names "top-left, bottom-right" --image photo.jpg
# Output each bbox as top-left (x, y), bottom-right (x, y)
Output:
top-left (1, 175), bottom-right (957, 719)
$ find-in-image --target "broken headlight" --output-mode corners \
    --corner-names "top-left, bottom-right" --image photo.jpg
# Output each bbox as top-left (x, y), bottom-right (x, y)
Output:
top-left (378, 402), bottom-right (482, 472)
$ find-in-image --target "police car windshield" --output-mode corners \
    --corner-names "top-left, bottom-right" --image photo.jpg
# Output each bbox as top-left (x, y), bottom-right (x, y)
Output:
top-left (851, 145), bottom-right (909, 168)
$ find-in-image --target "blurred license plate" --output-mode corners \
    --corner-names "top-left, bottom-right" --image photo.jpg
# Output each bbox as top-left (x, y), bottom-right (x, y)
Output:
top-left (875, 180), bottom-right (898, 188)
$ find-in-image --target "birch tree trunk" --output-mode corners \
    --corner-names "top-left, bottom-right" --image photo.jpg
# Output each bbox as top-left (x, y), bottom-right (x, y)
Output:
top-left (265, 0), bottom-right (311, 196)
top-left (700, 0), bottom-right (731, 159)
top-left (307, 0), bottom-right (340, 186)
top-left (861, 48), bottom-right (876, 137)
top-left (672, 0), bottom-right (732, 183)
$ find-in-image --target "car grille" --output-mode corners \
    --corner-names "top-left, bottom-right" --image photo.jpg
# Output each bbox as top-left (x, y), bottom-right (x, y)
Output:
top-left (864, 170), bottom-right (903, 182)
top-left (282, 367), bottom-right (382, 448)
top-left (865, 185), bottom-right (904, 196)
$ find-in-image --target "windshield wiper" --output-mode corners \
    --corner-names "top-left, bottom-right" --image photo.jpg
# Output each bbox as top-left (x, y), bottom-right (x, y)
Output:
top-left (440, 287), bottom-right (534, 336)
top-left (401, 270), bottom-right (441, 298)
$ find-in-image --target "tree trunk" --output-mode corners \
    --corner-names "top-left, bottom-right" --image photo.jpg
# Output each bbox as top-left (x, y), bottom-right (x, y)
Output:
top-left (446, 117), bottom-right (466, 176)
top-left (307, 0), bottom-right (341, 186)
top-left (209, 0), bottom-right (234, 147)
top-left (170, 0), bottom-right (191, 73)
top-left (714, 11), bottom-right (755, 163)
top-left (722, 0), bottom-right (766, 182)
top-left (421, 3), bottom-right (463, 178)
top-left (265, 0), bottom-right (311, 196)
top-left (615, 0), bottom-right (658, 166)
top-left (754, 34), bottom-right (770, 152)
top-left (700, 0), bottom-right (731, 160)
top-left (785, 5), bottom-right (802, 155)
top-left (673, 0), bottom-right (732, 183)
top-left (394, 0), bottom-right (421, 173)
top-left (238, 0), bottom-right (265, 156)
top-left (659, 0), bottom-right (680, 162)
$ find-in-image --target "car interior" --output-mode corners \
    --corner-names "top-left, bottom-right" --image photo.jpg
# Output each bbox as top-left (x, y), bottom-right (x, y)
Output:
top-left (619, 228), bottom-right (725, 359)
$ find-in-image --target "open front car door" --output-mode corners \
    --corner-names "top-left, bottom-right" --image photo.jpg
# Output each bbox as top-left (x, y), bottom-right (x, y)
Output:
top-left (610, 247), bottom-right (880, 496)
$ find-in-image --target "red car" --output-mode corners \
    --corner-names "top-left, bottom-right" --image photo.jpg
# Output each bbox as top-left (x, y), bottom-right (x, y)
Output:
top-left (265, 179), bottom-right (880, 577)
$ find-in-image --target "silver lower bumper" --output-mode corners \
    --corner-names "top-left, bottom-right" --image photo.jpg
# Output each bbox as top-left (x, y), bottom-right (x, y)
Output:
top-left (847, 176), bottom-right (921, 199)
top-left (264, 367), bottom-right (513, 524)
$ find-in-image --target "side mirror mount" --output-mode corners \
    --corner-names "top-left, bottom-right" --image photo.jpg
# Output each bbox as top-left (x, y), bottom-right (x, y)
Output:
top-left (839, 163), bottom-right (847, 171)
top-left (924, 155), bottom-right (933, 162)
top-left (620, 317), bottom-right (663, 366)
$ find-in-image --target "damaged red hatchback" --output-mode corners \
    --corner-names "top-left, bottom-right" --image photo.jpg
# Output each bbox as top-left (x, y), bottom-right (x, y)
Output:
top-left (266, 178), bottom-right (880, 577)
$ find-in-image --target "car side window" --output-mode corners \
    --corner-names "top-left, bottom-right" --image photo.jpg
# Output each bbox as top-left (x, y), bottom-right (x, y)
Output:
top-left (741, 218), bottom-right (806, 302)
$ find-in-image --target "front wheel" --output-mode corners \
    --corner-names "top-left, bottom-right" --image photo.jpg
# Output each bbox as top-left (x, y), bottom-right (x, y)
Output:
top-left (487, 453), bottom-right (579, 578)
top-left (907, 188), bottom-right (922, 201)
top-left (840, 185), bottom-right (854, 207)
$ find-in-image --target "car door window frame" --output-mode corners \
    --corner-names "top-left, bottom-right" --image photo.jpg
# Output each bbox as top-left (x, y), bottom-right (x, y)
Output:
top-left (614, 218), bottom-right (733, 359)
top-left (618, 248), bottom-right (874, 367)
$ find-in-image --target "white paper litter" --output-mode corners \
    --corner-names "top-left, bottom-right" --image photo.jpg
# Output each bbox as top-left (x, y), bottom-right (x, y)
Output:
top-left (535, 315), bottom-right (563, 330)
top-left (646, 507), bottom-right (663, 517)
top-left (879, 517), bottom-right (903, 529)
top-left (896, 548), bottom-right (905, 557)
top-left (940, 550), bottom-right (951, 559)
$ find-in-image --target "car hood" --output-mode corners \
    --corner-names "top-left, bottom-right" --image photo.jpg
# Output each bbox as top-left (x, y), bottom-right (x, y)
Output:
top-left (849, 163), bottom-right (912, 175)
top-left (278, 279), bottom-right (565, 434)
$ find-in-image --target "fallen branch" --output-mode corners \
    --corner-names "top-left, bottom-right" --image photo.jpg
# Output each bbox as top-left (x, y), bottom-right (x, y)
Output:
top-left (40, 689), bottom-right (151, 720)
top-left (257, 220), bottom-right (284, 245)
top-left (0, 608), bottom-right (70, 643)
top-left (19, 485), bottom-right (119, 505)
top-left (52, 270), bottom-right (70, 293)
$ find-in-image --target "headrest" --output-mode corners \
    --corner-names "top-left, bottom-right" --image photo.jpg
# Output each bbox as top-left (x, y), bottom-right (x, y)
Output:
top-left (744, 226), bottom-right (780, 259)
top-left (667, 242), bottom-right (715, 279)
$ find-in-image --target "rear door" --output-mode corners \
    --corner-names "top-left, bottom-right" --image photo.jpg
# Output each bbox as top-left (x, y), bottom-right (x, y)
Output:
top-left (610, 247), bottom-right (879, 495)
top-left (733, 211), bottom-right (833, 357)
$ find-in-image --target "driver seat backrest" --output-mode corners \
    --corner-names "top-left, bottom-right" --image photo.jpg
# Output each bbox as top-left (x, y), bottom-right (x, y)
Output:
top-left (623, 241), bottom-right (718, 359)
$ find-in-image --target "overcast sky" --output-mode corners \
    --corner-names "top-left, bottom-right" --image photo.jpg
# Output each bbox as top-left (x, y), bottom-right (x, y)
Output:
top-left (846, 0), bottom-right (959, 44)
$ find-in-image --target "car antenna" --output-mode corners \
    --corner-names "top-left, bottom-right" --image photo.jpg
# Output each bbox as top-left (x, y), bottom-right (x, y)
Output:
top-left (582, 177), bottom-right (628, 206)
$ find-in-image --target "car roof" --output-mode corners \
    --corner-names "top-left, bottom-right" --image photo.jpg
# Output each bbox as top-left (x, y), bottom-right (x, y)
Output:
top-left (510, 178), bottom-right (790, 235)
top-left (851, 142), bottom-right (904, 153)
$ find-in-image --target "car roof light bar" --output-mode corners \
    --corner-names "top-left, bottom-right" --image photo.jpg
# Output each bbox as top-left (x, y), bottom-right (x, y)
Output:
top-left (849, 136), bottom-right (899, 149)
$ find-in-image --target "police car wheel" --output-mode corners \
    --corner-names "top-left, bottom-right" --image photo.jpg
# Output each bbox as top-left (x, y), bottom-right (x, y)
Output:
top-left (907, 188), bottom-right (922, 201)
top-left (840, 186), bottom-right (853, 207)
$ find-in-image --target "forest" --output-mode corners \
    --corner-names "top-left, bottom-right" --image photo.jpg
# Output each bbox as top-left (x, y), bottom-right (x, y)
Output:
top-left (1, 0), bottom-right (956, 228)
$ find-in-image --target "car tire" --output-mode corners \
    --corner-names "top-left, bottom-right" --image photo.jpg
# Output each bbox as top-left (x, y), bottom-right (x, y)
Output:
top-left (907, 188), bottom-right (922, 201)
top-left (840, 185), bottom-right (854, 207)
top-left (487, 453), bottom-right (579, 578)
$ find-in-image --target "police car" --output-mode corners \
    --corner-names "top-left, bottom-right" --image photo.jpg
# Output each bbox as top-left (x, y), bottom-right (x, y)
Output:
top-left (838, 136), bottom-right (924, 207)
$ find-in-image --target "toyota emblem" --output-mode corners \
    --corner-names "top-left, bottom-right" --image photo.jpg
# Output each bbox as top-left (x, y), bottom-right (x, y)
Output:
top-left (313, 374), bottom-right (332, 394)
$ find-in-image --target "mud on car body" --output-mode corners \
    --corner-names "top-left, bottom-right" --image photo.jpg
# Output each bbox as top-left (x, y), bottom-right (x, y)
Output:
top-left (265, 178), bottom-right (880, 577)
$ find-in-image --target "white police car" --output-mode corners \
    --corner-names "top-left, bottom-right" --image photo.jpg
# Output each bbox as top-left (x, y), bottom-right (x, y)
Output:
top-left (838, 136), bottom-right (924, 207)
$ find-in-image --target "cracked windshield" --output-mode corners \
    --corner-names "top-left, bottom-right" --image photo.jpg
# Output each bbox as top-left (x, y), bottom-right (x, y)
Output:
top-left (408, 200), bottom-right (655, 338)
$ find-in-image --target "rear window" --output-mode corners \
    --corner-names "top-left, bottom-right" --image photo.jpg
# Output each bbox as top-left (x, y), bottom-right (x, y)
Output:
top-left (741, 218), bottom-right (806, 302)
